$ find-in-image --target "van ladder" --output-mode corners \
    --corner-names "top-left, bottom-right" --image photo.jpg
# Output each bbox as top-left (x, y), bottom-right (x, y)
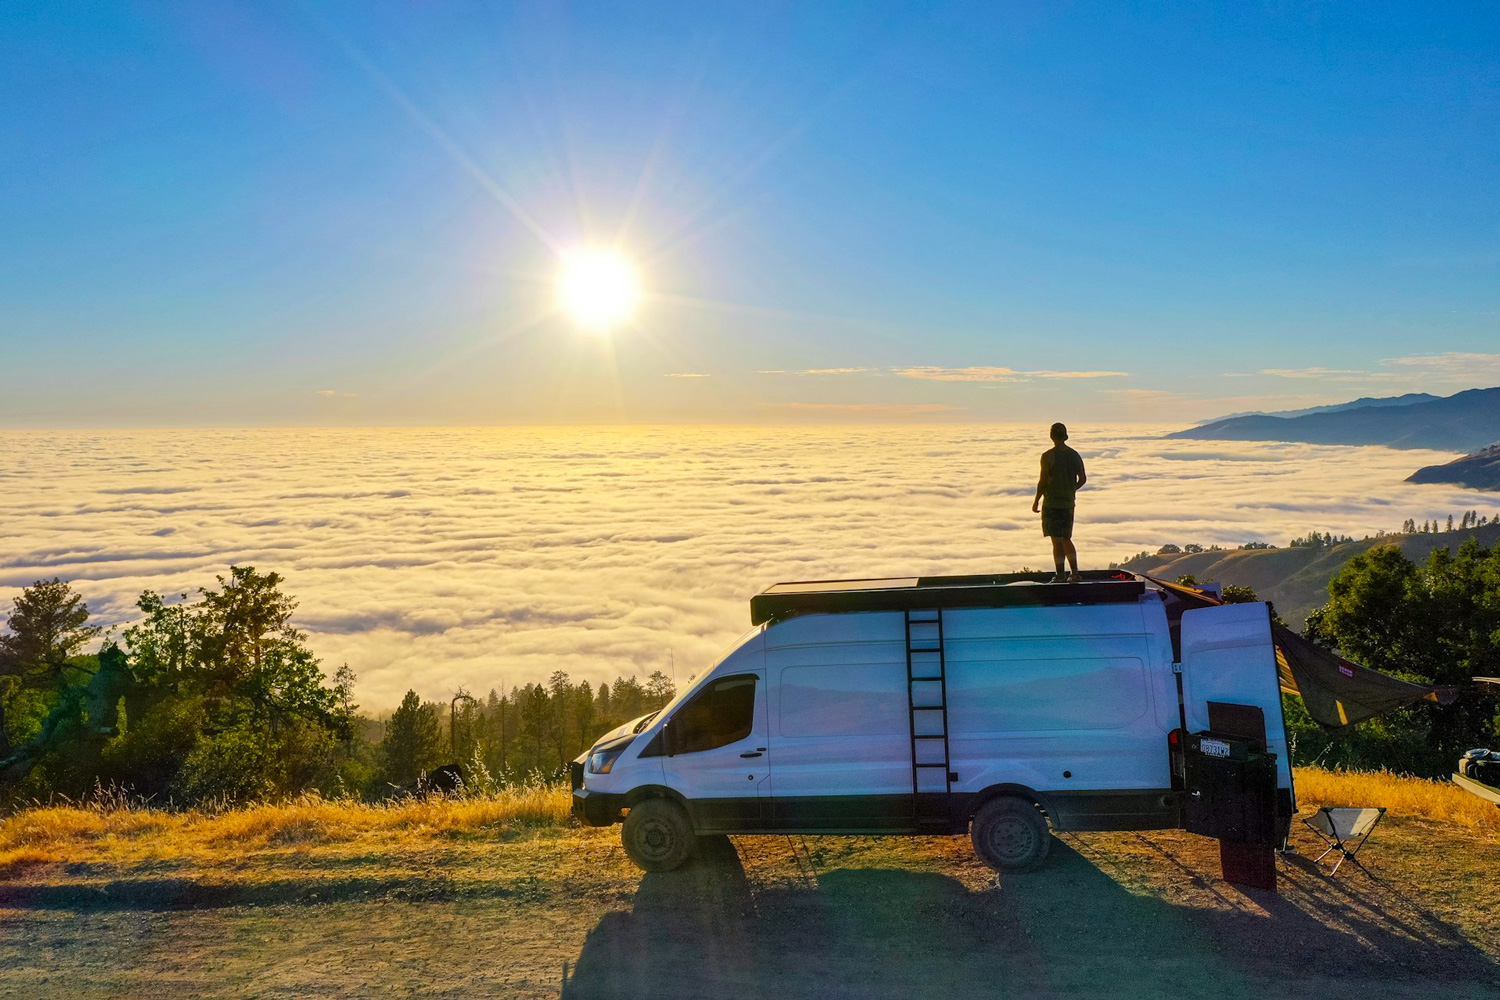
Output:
top-left (905, 608), bottom-right (952, 830)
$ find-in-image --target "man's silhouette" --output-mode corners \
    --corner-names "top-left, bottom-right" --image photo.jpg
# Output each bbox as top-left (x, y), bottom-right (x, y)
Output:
top-left (1031, 422), bottom-right (1087, 583)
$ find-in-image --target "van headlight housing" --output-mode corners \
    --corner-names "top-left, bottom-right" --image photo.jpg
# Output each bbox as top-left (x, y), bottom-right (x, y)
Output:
top-left (587, 735), bottom-right (633, 774)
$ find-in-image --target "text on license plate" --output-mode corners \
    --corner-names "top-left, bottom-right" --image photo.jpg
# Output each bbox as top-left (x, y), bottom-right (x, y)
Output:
top-left (1200, 738), bottom-right (1231, 758)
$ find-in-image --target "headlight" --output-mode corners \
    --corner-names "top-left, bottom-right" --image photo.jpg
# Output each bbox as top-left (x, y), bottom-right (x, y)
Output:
top-left (587, 739), bottom-right (630, 774)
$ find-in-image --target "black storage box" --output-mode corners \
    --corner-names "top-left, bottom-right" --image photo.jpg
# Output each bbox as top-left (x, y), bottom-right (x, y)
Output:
top-left (1183, 731), bottom-right (1279, 847)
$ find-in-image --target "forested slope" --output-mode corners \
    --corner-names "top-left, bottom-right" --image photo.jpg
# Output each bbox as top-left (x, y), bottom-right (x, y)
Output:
top-left (1116, 522), bottom-right (1500, 629)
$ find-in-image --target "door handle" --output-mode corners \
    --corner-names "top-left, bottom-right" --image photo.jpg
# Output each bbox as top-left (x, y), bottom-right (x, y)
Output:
top-left (740, 751), bottom-right (763, 758)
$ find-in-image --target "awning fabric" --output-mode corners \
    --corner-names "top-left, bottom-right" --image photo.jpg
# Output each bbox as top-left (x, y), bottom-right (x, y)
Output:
top-left (1272, 622), bottom-right (1452, 729)
top-left (1143, 576), bottom-right (1452, 730)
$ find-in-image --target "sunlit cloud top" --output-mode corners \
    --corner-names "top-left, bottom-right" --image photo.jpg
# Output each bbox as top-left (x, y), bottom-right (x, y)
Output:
top-left (1, 426), bottom-right (1486, 707)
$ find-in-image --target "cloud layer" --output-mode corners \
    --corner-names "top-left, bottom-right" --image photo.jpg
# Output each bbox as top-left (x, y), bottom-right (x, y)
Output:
top-left (0, 427), bottom-right (1489, 709)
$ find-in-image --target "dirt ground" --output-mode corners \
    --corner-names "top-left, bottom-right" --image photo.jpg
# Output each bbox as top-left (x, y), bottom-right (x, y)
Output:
top-left (1, 817), bottom-right (1497, 999)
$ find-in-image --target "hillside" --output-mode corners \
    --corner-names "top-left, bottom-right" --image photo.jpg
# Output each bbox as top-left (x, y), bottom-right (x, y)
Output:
top-left (1166, 386), bottom-right (1500, 452)
top-left (1117, 522), bottom-right (1500, 629)
top-left (1194, 392), bottom-right (1439, 425)
top-left (1408, 444), bottom-right (1500, 492)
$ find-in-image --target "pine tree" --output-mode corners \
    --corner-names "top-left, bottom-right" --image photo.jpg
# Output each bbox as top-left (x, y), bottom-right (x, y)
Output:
top-left (379, 689), bottom-right (442, 785)
top-left (645, 670), bottom-right (675, 706)
top-left (333, 663), bottom-right (358, 745)
top-left (0, 578), bottom-right (102, 758)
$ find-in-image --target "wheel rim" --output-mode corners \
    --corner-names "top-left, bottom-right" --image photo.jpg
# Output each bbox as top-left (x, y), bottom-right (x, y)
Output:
top-left (987, 815), bottom-right (1036, 863)
top-left (635, 816), bottom-right (680, 862)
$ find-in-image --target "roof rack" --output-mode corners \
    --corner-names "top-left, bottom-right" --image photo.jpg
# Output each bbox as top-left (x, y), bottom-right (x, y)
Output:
top-left (749, 571), bottom-right (1146, 625)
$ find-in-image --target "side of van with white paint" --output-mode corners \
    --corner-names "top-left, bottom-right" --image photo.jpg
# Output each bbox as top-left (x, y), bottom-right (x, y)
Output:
top-left (572, 573), bottom-right (1292, 873)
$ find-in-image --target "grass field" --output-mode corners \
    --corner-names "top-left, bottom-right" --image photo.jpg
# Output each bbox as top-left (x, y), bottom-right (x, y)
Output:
top-left (2, 766), bottom-right (1493, 873)
top-left (0, 779), bottom-right (572, 874)
top-left (0, 768), bottom-right (1496, 999)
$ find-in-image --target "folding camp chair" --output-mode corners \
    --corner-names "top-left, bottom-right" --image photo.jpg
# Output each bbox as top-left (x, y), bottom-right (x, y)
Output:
top-left (1302, 807), bottom-right (1386, 876)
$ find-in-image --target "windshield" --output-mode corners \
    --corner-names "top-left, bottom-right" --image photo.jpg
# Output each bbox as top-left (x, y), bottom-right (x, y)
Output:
top-left (650, 625), bottom-right (765, 722)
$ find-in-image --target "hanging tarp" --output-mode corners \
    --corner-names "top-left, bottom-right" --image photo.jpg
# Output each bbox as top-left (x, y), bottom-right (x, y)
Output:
top-left (1272, 623), bottom-right (1452, 728)
top-left (1140, 575), bottom-right (1452, 730)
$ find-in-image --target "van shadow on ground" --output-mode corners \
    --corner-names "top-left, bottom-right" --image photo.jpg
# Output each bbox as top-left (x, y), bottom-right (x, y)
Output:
top-left (562, 836), bottom-right (1500, 1000)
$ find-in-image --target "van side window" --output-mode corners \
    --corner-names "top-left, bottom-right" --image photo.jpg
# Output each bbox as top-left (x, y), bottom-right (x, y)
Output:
top-left (670, 674), bottom-right (757, 753)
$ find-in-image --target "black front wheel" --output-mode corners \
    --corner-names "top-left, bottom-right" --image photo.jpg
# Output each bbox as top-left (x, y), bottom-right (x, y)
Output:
top-left (971, 796), bottom-right (1052, 872)
top-left (621, 798), bottom-right (695, 872)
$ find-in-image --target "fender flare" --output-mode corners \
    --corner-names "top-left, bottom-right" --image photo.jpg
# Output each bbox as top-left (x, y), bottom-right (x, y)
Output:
top-left (970, 783), bottom-right (1059, 827)
top-left (622, 784), bottom-right (691, 812)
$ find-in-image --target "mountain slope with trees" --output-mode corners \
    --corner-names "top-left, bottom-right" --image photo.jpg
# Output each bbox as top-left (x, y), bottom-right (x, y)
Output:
top-left (1117, 519), bottom-right (1500, 630)
top-left (1407, 443), bottom-right (1500, 492)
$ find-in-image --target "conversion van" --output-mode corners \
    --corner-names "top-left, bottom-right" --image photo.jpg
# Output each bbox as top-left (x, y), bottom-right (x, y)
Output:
top-left (572, 572), bottom-right (1294, 873)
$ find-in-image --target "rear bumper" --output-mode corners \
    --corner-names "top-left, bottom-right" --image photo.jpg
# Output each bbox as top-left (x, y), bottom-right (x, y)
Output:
top-left (572, 787), bottom-right (624, 827)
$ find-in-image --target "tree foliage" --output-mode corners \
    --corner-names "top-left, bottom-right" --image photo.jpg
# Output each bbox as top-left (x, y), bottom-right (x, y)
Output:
top-left (1, 567), bottom-right (353, 803)
top-left (1298, 540), bottom-right (1500, 776)
top-left (379, 690), bottom-right (443, 786)
top-left (0, 579), bottom-right (102, 758)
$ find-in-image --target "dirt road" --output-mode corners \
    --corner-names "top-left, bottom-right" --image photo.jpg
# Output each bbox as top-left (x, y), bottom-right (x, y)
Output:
top-left (2, 819), bottom-right (1497, 999)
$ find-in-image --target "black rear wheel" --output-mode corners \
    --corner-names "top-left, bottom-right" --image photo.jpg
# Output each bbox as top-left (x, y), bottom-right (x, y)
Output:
top-left (621, 798), bottom-right (695, 872)
top-left (971, 796), bottom-right (1052, 872)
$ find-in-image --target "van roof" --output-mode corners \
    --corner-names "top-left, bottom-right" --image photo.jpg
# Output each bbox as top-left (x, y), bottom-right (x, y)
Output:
top-left (750, 571), bottom-right (1147, 625)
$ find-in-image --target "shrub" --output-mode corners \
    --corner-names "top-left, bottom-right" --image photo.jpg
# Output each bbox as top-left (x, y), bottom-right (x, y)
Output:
top-left (174, 723), bottom-right (276, 805)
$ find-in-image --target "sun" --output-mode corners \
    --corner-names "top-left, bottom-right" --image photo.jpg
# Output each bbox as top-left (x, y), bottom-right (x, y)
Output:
top-left (556, 248), bottom-right (641, 332)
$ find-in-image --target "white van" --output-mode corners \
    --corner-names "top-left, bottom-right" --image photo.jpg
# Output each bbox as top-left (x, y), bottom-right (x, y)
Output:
top-left (572, 572), bottom-right (1293, 873)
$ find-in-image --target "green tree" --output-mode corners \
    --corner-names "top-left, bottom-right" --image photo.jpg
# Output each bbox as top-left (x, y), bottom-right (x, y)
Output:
top-left (195, 567), bottom-right (335, 730)
top-left (0, 579), bottom-right (101, 757)
top-left (519, 684), bottom-right (557, 773)
top-left (1305, 540), bottom-right (1500, 775)
top-left (125, 568), bottom-right (336, 733)
top-left (332, 663), bottom-right (358, 745)
top-left (379, 690), bottom-right (442, 785)
top-left (645, 670), bottom-right (675, 706)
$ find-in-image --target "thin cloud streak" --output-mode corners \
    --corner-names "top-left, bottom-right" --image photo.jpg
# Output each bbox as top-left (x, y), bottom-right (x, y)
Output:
top-left (892, 367), bottom-right (1129, 382)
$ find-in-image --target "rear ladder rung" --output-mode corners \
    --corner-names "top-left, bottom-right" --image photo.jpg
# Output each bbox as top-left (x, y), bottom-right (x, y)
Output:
top-left (905, 607), bottom-right (952, 826)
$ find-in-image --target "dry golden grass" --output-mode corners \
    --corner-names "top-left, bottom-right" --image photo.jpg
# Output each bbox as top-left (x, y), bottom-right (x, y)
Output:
top-left (0, 782), bottom-right (573, 871)
top-left (1293, 765), bottom-right (1500, 831)
top-left (1, 768), bottom-right (1494, 875)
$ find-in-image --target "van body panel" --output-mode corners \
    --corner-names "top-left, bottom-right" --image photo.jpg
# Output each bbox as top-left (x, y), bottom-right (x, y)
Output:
top-left (765, 612), bottom-right (911, 827)
top-left (1180, 602), bottom-right (1293, 790)
top-left (937, 605), bottom-right (1172, 804)
top-left (577, 585), bottom-right (1292, 841)
top-left (659, 665), bottom-right (770, 833)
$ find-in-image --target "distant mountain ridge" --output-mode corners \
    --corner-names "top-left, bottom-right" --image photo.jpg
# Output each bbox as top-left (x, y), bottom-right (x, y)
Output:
top-left (1192, 392), bottom-right (1439, 426)
top-left (1168, 386), bottom-right (1500, 452)
top-left (1407, 444), bottom-right (1500, 492)
top-left (1117, 521), bottom-right (1500, 629)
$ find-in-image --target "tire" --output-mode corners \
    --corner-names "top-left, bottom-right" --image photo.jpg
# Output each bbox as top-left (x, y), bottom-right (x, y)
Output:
top-left (971, 796), bottom-right (1052, 872)
top-left (621, 798), bottom-right (696, 872)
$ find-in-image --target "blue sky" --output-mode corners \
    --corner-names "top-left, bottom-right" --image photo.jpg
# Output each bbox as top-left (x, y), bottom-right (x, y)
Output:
top-left (2, 1), bottom-right (1498, 426)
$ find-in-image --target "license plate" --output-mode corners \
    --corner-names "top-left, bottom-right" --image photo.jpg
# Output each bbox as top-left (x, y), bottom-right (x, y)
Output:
top-left (1200, 738), bottom-right (1231, 759)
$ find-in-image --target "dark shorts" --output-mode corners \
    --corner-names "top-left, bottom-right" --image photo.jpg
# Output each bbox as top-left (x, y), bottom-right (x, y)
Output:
top-left (1041, 505), bottom-right (1074, 539)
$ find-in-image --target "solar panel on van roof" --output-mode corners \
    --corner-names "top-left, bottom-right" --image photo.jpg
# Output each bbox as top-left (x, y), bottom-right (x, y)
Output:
top-left (750, 571), bottom-right (1146, 624)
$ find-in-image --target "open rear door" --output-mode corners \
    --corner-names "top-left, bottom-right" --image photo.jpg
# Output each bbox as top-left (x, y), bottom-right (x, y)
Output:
top-left (1179, 602), bottom-right (1291, 795)
top-left (1178, 603), bottom-right (1294, 889)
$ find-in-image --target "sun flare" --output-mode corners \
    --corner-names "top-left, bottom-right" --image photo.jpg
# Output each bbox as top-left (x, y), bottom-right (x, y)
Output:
top-left (556, 248), bottom-right (641, 332)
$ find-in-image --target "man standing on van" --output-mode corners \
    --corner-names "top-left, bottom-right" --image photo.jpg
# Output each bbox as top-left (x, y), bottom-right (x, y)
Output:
top-left (1032, 422), bottom-right (1086, 583)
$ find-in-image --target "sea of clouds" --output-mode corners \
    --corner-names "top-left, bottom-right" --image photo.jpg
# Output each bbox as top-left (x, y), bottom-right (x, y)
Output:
top-left (0, 426), bottom-right (1488, 709)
